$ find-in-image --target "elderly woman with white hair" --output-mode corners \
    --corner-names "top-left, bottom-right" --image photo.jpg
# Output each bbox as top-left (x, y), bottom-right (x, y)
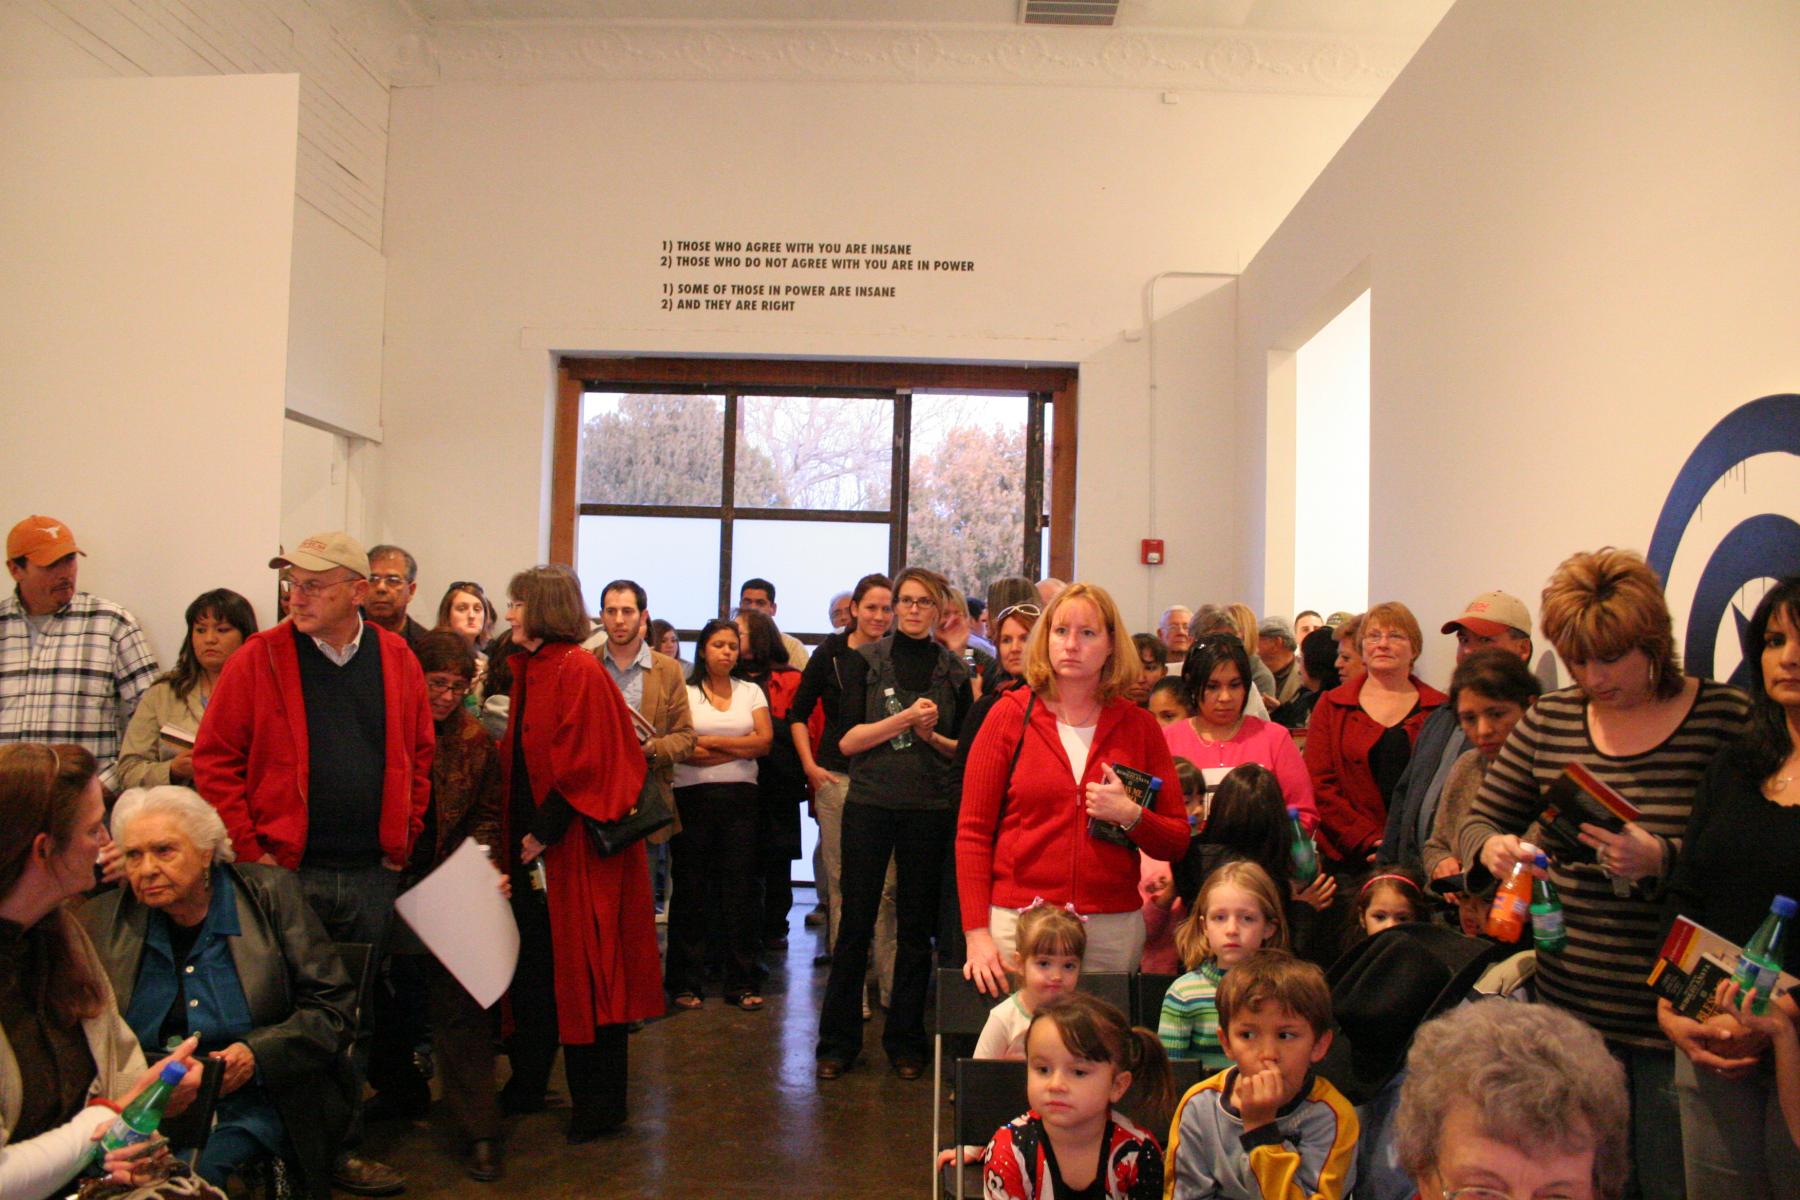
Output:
top-left (1396, 1001), bottom-right (1630, 1200)
top-left (79, 786), bottom-right (356, 1198)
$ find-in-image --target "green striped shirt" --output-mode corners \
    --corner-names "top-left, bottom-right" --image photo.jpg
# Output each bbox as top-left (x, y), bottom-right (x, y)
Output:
top-left (1159, 961), bottom-right (1230, 1068)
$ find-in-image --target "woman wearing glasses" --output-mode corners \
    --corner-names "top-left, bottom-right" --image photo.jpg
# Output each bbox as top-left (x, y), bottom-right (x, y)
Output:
top-left (815, 567), bottom-right (971, 1082)
top-left (957, 582), bottom-right (1188, 995)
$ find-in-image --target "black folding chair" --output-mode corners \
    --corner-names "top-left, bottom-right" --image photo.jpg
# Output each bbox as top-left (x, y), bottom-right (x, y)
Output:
top-left (1076, 970), bottom-right (1132, 1016)
top-left (941, 1058), bottom-right (1028, 1200)
top-left (933, 967), bottom-right (998, 1188)
top-left (1134, 972), bottom-right (1179, 1029)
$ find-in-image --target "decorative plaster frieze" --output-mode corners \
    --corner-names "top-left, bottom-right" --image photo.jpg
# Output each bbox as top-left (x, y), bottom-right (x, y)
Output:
top-left (388, 21), bottom-right (1417, 95)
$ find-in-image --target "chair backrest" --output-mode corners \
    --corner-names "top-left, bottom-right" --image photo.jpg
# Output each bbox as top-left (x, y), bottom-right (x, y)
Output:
top-left (953, 1058), bottom-right (1028, 1147)
top-left (1077, 971), bottom-right (1132, 1017)
top-left (936, 967), bottom-right (997, 1037)
top-left (332, 940), bottom-right (375, 1031)
top-left (1168, 1055), bottom-right (1207, 1099)
top-left (1135, 972), bottom-right (1180, 1028)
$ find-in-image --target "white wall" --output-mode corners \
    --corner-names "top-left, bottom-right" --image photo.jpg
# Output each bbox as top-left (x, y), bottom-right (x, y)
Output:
top-left (0, 75), bottom-right (300, 662)
top-left (1239, 0), bottom-right (1800, 685)
top-left (380, 77), bottom-right (1375, 629)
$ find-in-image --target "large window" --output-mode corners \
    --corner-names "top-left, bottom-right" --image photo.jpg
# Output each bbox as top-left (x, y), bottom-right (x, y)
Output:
top-left (553, 360), bottom-right (1076, 645)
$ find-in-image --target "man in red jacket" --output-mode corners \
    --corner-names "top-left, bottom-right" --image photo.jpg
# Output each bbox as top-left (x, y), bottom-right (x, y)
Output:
top-left (193, 530), bottom-right (432, 1197)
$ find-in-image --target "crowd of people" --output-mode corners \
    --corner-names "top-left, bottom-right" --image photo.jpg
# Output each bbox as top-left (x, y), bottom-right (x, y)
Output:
top-left (3, 506), bottom-right (1799, 1200)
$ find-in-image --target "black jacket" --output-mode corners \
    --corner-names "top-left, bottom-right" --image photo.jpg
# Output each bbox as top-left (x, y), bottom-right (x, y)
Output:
top-left (81, 863), bottom-right (356, 1199)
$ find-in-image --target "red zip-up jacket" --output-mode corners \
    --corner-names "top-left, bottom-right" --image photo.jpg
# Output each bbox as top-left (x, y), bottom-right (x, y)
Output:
top-left (193, 620), bottom-right (433, 870)
top-left (1303, 672), bottom-right (1444, 865)
top-left (957, 687), bottom-right (1187, 931)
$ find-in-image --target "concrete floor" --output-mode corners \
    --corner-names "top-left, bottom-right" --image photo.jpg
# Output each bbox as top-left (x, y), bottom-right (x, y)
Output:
top-left (363, 888), bottom-right (937, 1198)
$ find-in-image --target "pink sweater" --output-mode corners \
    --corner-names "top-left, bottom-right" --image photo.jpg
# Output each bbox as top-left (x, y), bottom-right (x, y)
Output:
top-left (1161, 716), bottom-right (1319, 830)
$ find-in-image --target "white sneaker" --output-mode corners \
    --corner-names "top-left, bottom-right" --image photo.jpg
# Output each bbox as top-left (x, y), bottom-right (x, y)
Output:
top-left (655, 909), bottom-right (668, 925)
top-left (862, 995), bottom-right (872, 1021)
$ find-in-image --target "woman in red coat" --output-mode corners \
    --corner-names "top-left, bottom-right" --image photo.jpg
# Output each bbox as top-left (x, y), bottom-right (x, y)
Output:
top-left (498, 565), bottom-right (661, 1143)
top-left (957, 582), bottom-right (1189, 996)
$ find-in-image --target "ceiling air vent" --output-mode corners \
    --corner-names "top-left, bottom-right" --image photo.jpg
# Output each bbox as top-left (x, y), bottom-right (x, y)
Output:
top-left (1020, 0), bottom-right (1120, 27)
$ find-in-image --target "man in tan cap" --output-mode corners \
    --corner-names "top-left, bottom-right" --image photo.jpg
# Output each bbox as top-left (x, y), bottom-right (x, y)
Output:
top-left (0, 514), bottom-right (158, 791)
top-left (192, 530), bottom-right (430, 1196)
top-left (1379, 590), bottom-right (1534, 870)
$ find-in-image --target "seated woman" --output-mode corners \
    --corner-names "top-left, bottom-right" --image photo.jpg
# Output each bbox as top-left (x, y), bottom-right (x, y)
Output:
top-left (0, 743), bottom-right (202, 1200)
top-left (1397, 1001), bottom-right (1629, 1200)
top-left (116, 589), bottom-right (258, 789)
top-left (80, 785), bottom-right (356, 1198)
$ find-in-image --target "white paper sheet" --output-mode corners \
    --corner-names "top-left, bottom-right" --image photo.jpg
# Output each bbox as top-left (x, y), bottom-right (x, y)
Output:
top-left (395, 837), bottom-right (519, 1008)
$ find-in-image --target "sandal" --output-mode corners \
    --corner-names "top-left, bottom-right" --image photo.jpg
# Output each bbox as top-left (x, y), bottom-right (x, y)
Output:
top-left (671, 992), bottom-right (703, 1011)
top-left (728, 993), bottom-right (765, 1011)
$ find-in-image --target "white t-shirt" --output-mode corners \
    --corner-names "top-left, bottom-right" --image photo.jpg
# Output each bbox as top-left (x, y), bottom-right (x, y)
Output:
top-left (673, 678), bottom-right (768, 787)
top-left (974, 994), bottom-right (1034, 1060)
top-left (1057, 718), bottom-right (1097, 783)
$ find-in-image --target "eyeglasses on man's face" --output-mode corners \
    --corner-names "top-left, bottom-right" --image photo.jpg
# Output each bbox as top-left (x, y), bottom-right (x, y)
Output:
top-left (369, 574), bottom-right (412, 589)
top-left (288, 574), bottom-right (356, 600)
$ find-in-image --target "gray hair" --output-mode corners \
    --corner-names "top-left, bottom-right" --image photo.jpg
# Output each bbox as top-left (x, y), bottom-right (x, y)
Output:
top-left (1158, 605), bottom-right (1191, 630)
top-left (1188, 604), bottom-right (1234, 640)
top-left (111, 786), bottom-right (237, 864)
top-left (366, 544), bottom-right (418, 582)
top-left (1396, 1002), bottom-right (1628, 1200)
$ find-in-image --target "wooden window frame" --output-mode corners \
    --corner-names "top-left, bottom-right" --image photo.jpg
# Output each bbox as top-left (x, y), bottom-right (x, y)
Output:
top-left (551, 357), bottom-right (1077, 627)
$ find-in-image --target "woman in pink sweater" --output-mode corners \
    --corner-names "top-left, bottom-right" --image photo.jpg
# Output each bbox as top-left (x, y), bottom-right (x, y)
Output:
top-left (957, 583), bottom-right (1188, 996)
top-left (1161, 633), bottom-right (1318, 833)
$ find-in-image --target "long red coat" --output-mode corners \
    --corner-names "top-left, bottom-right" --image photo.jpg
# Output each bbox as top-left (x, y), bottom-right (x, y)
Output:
top-left (501, 640), bottom-right (663, 1040)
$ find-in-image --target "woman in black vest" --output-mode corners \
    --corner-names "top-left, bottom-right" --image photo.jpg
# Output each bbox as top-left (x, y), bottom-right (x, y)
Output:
top-left (815, 566), bottom-right (971, 1080)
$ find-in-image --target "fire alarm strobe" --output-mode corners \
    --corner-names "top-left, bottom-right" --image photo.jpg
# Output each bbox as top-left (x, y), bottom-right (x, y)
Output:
top-left (1141, 539), bottom-right (1164, 565)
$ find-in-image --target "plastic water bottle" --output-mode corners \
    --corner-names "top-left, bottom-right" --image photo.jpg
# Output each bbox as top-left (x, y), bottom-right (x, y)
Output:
top-left (1732, 894), bottom-right (1797, 1015)
top-left (1529, 852), bottom-right (1567, 953)
top-left (97, 1060), bottom-right (188, 1156)
top-left (1286, 807), bottom-right (1319, 884)
top-left (883, 687), bottom-right (913, 750)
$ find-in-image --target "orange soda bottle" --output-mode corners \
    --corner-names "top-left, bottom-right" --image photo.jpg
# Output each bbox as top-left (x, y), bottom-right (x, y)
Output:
top-left (1484, 846), bottom-right (1538, 942)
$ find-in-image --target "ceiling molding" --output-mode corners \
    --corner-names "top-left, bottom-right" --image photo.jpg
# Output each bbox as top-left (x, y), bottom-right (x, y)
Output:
top-left (388, 21), bottom-right (1420, 95)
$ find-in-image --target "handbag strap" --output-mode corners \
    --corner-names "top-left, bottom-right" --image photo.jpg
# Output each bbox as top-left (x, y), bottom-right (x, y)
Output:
top-left (993, 690), bottom-right (1036, 831)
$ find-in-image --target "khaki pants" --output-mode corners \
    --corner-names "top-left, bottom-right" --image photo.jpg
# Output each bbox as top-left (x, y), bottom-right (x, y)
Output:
top-left (816, 770), bottom-right (895, 1004)
top-left (988, 904), bottom-right (1145, 973)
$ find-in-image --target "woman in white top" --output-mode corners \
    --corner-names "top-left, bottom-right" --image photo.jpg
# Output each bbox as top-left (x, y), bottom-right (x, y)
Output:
top-left (666, 619), bottom-right (772, 1011)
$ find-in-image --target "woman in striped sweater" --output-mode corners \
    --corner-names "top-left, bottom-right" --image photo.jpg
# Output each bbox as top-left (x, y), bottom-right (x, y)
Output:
top-left (1457, 548), bottom-right (1748, 1200)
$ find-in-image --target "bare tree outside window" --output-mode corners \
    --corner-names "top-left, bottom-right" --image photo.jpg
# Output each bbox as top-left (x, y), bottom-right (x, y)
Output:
top-left (907, 395), bottom-right (1029, 598)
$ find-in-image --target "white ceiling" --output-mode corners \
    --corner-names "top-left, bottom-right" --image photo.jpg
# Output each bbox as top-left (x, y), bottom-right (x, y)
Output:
top-left (401, 0), bottom-right (1450, 39)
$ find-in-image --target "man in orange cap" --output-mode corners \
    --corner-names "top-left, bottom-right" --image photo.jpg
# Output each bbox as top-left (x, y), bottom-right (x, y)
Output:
top-left (0, 515), bottom-right (158, 790)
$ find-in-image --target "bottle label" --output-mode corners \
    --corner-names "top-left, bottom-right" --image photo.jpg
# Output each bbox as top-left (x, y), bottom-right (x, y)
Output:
top-left (1531, 907), bottom-right (1565, 939)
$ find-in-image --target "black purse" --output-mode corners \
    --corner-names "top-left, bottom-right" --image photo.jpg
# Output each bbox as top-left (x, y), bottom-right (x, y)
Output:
top-left (581, 769), bottom-right (673, 857)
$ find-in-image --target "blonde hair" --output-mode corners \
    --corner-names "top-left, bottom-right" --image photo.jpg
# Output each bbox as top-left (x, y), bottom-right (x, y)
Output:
top-left (1539, 547), bottom-right (1681, 699)
top-left (1022, 582), bottom-right (1140, 704)
top-left (1226, 603), bottom-right (1259, 649)
top-left (1360, 601), bottom-right (1424, 661)
top-left (1175, 860), bottom-right (1288, 970)
top-left (1015, 903), bottom-right (1087, 964)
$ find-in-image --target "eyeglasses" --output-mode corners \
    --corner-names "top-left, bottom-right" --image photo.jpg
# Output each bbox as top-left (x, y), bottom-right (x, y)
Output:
top-left (370, 574), bottom-right (412, 589)
top-left (1363, 631), bottom-right (1411, 645)
top-left (426, 678), bottom-right (472, 697)
top-left (289, 576), bottom-right (355, 600)
top-left (1438, 1188), bottom-right (1577, 1200)
top-left (995, 603), bottom-right (1042, 625)
top-left (896, 595), bottom-right (938, 611)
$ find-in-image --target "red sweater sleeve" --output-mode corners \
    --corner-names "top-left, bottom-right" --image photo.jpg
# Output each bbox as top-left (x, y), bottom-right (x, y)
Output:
top-left (957, 691), bottom-right (1025, 932)
top-left (1305, 692), bottom-right (1382, 862)
top-left (191, 645), bottom-right (266, 862)
top-left (402, 661), bottom-right (434, 852)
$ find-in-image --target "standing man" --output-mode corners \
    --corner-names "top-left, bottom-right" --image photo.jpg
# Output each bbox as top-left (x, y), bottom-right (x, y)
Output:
top-left (192, 531), bottom-right (432, 1196)
top-left (738, 577), bottom-right (809, 669)
top-left (1159, 604), bottom-right (1194, 669)
top-left (828, 591), bottom-right (854, 632)
top-left (595, 580), bottom-right (695, 919)
top-left (0, 515), bottom-right (158, 792)
top-left (1379, 590), bottom-right (1534, 870)
top-left (364, 543), bottom-right (430, 654)
top-left (1257, 616), bottom-right (1305, 708)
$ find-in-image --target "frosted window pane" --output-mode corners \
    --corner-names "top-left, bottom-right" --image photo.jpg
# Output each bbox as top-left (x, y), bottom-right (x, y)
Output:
top-left (577, 516), bottom-right (721, 633)
top-left (731, 520), bottom-right (890, 638)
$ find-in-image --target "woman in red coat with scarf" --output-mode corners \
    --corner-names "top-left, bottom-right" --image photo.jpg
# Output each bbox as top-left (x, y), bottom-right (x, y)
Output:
top-left (499, 565), bottom-right (662, 1142)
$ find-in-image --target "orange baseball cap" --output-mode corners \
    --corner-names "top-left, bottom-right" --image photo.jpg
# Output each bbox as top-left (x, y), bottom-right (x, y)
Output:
top-left (6, 516), bottom-right (85, 566)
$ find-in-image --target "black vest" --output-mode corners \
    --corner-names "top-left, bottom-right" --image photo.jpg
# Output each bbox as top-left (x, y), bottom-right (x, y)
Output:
top-left (846, 635), bottom-right (967, 811)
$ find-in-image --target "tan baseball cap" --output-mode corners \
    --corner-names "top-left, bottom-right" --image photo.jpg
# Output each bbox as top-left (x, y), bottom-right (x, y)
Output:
top-left (1441, 591), bottom-right (1532, 638)
top-left (270, 531), bottom-right (370, 577)
top-left (6, 516), bottom-right (84, 566)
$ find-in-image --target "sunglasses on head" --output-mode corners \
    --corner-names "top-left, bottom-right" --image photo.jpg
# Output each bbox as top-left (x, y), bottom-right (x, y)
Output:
top-left (996, 603), bottom-right (1043, 625)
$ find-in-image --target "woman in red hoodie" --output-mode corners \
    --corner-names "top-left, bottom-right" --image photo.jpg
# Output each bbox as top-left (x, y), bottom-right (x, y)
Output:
top-left (957, 582), bottom-right (1188, 996)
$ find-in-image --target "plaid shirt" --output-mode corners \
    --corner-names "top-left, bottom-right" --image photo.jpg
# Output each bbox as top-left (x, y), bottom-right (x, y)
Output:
top-left (0, 590), bottom-right (160, 791)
